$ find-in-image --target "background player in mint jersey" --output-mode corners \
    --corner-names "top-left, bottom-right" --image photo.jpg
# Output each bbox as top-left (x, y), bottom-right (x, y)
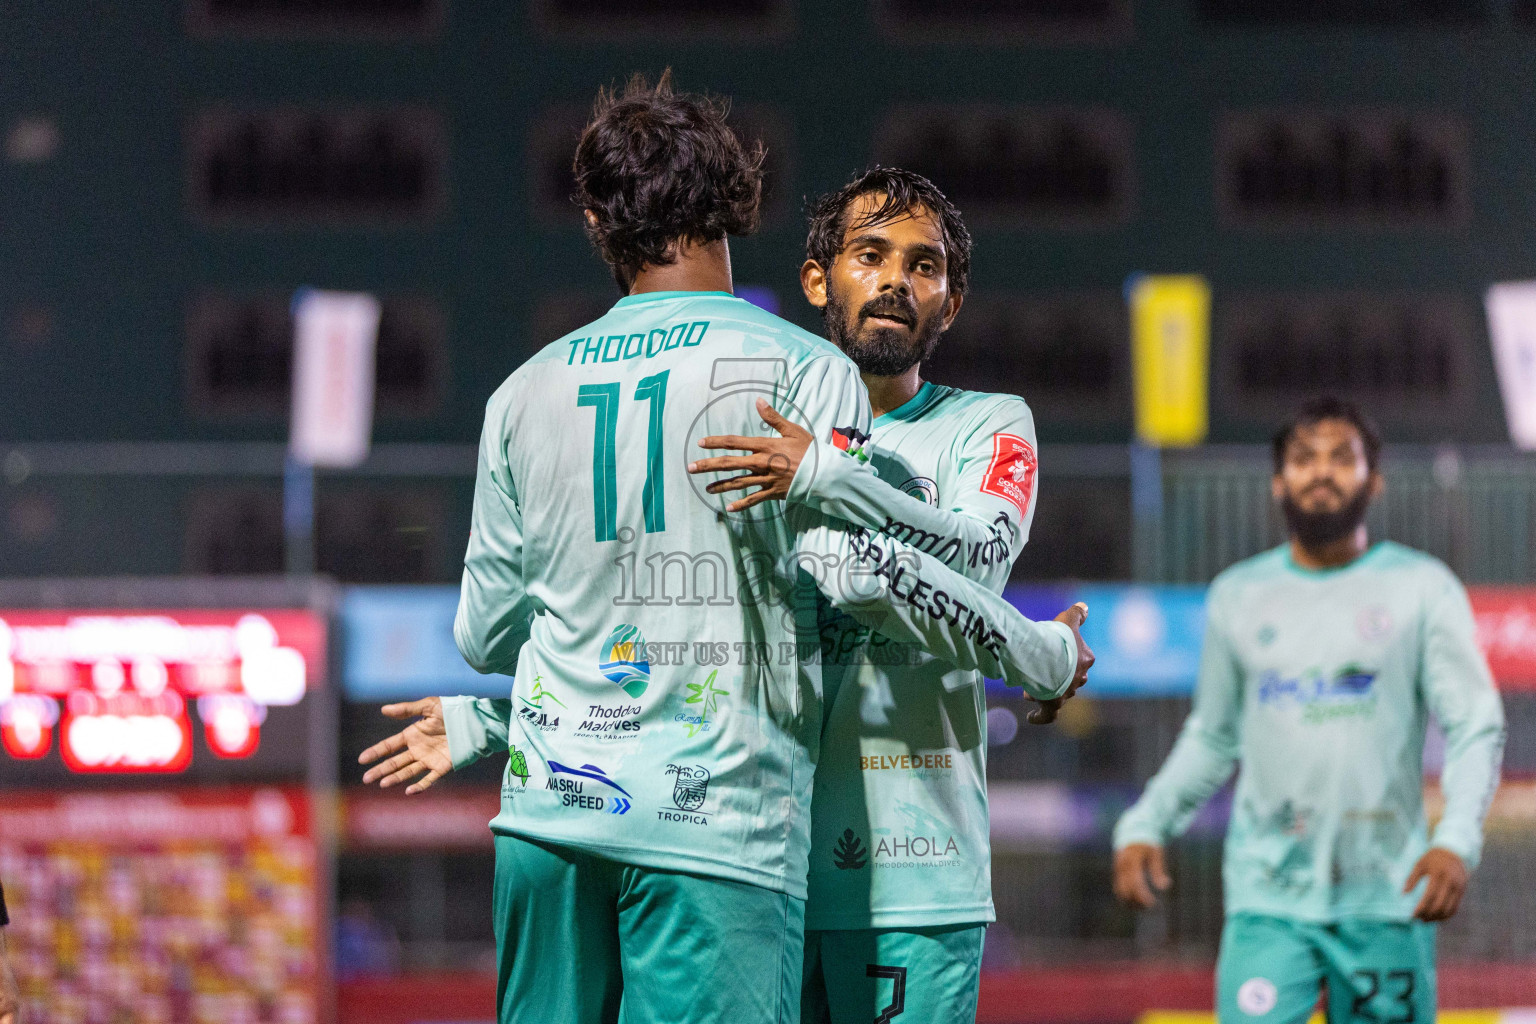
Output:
top-left (687, 167), bottom-right (1089, 1024)
top-left (1112, 398), bottom-right (1505, 1024)
top-left (358, 78), bottom-right (1092, 1024)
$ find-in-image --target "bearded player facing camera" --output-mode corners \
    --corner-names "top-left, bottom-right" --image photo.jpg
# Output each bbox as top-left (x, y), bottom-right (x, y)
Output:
top-left (1114, 398), bottom-right (1505, 1024)
top-left (689, 167), bottom-right (1082, 1024)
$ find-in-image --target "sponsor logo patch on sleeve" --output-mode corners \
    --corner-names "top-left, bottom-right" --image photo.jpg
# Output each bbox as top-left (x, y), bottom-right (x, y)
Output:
top-left (979, 433), bottom-right (1037, 517)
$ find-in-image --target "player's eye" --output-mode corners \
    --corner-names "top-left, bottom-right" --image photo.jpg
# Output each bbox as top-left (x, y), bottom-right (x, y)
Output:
top-left (857, 251), bottom-right (880, 265)
top-left (915, 260), bottom-right (936, 275)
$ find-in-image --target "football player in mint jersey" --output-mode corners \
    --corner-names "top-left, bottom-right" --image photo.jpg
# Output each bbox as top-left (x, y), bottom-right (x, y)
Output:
top-left (687, 167), bottom-right (1075, 1024)
top-left (1113, 399), bottom-right (1505, 1024)
top-left (359, 79), bottom-right (1091, 1024)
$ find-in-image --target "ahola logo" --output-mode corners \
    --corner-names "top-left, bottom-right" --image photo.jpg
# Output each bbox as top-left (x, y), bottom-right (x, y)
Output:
top-left (599, 624), bottom-right (650, 698)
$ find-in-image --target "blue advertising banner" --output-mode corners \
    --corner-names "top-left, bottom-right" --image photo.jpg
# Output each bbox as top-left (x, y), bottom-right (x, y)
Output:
top-left (996, 584), bottom-right (1209, 698)
top-left (340, 583), bottom-right (1209, 703)
top-left (340, 587), bottom-right (510, 701)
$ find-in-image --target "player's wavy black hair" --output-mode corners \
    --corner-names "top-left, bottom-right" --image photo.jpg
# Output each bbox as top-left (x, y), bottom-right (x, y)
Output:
top-left (804, 167), bottom-right (973, 298)
top-left (1272, 396), bottom-right (1383, 474)
top-left (573, 71), bottom-right (765, 290)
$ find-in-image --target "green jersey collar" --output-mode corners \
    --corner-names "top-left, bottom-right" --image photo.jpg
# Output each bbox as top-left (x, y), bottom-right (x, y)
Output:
top-left (1282, 539), bottom-right (1386, 577)
top-left (615, 290), bottom-right (736, 307)
top-left (873, 380), bottom-right (941, 428)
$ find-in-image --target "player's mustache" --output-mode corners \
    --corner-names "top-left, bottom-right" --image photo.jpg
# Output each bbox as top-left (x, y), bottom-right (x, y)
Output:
top-left (857, 296), bottom-right (918, 327)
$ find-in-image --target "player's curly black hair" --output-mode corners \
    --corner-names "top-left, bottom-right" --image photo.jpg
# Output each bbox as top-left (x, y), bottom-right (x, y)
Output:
top-left (573, 71), bottom-right (765, 291)
top-left (1272, 396), bottom-right (1383, 473)
top-left (804, 167), bottom-right (972, 298)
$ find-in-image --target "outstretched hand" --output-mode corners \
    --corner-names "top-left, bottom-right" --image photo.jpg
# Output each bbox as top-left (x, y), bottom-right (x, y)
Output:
top-left (1028, 602), bottom-right (1094, 725)
top-left (687, 399), bottom-right (814, 512)
top-left (359, 696), bottom-right (452, 795)
top-left (1405, 847), bottom-right (1468, 922)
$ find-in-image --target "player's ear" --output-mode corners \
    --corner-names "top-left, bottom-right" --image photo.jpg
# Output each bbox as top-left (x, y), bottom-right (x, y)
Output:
top-left (940, 289), bottom-right (963, 331)
top-left (801, 259), bottom-right (829, 309)
top-left (584, 209), bottom-right (599, 229)
top-left (1270, 474), bottom-right (1285, 504)
top-left (1368, 471), bottom-right (1385, 500)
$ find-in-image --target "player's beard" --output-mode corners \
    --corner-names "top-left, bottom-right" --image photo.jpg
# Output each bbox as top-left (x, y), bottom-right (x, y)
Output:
top-left (1280, 483), bottom-right (1373, 546)
top-left (825, 288), bottom-right (946, 376)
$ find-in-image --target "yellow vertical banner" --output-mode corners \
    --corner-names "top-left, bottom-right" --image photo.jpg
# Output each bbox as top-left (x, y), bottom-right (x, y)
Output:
top-left (1129, 274), bottom-right (1211, 447)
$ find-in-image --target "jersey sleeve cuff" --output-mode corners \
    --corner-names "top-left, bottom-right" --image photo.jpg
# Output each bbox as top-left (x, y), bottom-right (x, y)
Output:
top-left (1112, 814), bottom-right (1166, 851)
top-left (1041, 619), bottom-right (1079, 698)
top-left (1428, 830), bottom-right (1481, 872)
top-left (441, 695), bottom-right (490, 771)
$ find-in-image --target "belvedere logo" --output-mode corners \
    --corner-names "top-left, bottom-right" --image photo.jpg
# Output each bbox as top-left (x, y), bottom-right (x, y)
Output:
top-left (832, 828), bottom-right (868, 870)
top-left (666, 764), bottom-right (711, 812)
top-left (507, 744), bottom-right (529, 787)
top-left (599, 624), bottom-right (651, 698)
top-left (679, 669), bottom-right (729, 738)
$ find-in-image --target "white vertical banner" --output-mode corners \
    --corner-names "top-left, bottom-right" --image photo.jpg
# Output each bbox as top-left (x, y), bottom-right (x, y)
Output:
top-left (289, 288), bottom-right (381, 468)
top-left (1485, 281), bottom-right (1536, 451)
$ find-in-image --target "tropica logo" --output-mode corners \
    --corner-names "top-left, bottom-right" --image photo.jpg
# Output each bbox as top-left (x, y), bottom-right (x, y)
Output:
top-left (658, 763), bottom-right (711, 826)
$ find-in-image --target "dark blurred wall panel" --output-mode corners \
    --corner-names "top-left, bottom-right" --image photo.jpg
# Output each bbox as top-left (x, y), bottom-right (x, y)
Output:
top-left (2, 2), bottom-right (1528, 458)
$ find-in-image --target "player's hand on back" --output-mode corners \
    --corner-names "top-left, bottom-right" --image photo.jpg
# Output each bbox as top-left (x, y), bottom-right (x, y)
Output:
top-left (1113, 843), bottom-right (1171, 909)
top-left (687, 398), bottom-right (813, 512)
top-left (1404, 847), bottom-right (1468, 922)
top-left (359, 696), bottom-right (453, 795)
top-left (1028, 602), bottom-right (1094, 725)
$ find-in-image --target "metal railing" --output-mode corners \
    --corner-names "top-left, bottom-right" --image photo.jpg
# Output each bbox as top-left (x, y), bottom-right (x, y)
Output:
top-left (4, 441), bottom-right (1536, 584)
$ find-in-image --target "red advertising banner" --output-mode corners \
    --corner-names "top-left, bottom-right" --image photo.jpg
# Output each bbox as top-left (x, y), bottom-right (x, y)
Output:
top-left (0, 609), bottom-right (325, 771)
top-left (0, 788), bottom-right (321, 1024)
top-left (1469, 588), bottom-right (1536, 690)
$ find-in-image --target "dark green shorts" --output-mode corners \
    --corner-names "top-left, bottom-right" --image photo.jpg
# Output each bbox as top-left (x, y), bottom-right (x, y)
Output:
top-left (1217, 914), bottom-right (1435, 1024)
top-left (492, 834), bottom-right (805, 1024)
top-left (800, 924), bottom-right (985, 1024)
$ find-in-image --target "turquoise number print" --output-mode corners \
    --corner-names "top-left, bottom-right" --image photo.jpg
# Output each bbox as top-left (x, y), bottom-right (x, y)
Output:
top-left (635, 370), bottom-right (669, 535)
top-left (576, 383), bottom-right (620, 543)
top-left (577, 372), bottom-right (669, 542)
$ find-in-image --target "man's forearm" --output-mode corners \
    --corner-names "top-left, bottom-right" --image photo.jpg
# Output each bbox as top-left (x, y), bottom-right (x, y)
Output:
top-left (795, 518), bottom-right (1074, 699)
top-left (1431, 690), bottom-right (1506, 869)
top-left (789, 437), bottom-right (1017, 588)
top-left (1114, 721), bottom-right (1238, 849)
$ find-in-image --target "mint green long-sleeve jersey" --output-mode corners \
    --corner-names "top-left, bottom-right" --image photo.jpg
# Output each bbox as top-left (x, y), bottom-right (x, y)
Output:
top-left (793, 381), bottom-right (1040, 929)
top-left (441, 291), bottom-right (1078, 899)
top-left (1114, 542), bottom-right (1505, 921)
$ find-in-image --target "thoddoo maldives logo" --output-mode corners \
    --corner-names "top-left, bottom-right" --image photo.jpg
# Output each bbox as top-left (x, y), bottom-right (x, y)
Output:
top-left (600, 624), bottom-right (650, 698)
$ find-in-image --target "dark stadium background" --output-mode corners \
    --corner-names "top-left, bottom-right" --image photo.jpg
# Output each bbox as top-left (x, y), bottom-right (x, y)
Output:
top-left (2, 1), bottom-right (1535, 1022)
